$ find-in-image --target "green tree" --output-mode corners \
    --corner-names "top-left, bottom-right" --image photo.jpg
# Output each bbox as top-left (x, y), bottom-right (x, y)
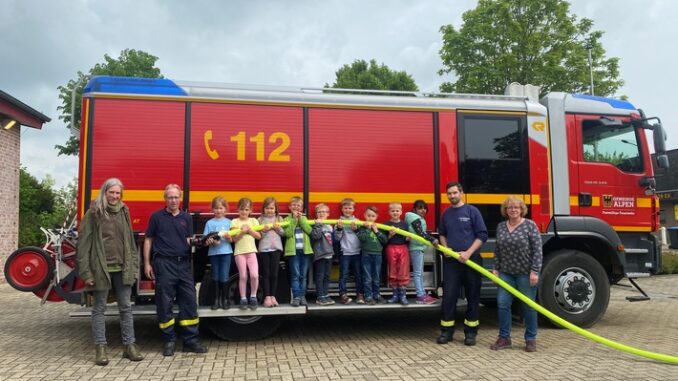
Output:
top-left (19, 168), bottom-right (78, 247)
top-left (328, 59), bottom-right (419, 92)
top-left (438, 0), bottom-right (623, 97)
top-left (56, 49), bottom-right (163, 155)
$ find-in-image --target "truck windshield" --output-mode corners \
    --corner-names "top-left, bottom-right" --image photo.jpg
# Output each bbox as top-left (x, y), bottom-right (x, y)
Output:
top-left (582, 121), bottom-right (643, 173)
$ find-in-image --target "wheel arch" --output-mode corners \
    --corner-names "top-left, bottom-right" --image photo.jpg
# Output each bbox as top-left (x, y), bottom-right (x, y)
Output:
top-left (544, 216), bottom-right (625, 283)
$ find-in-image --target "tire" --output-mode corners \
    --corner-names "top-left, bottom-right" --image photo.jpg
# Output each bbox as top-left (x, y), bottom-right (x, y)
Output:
top-left (538, 249), bottom-right (610, 328)
top-left (198, 273), bottom-right (282, 341)
top-left (4, 247), bottom-right (54, 292)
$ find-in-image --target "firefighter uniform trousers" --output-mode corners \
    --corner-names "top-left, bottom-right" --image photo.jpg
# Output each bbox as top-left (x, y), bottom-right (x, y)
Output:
top-left (154, 255), bottom-right (200, 344)
top-left (440, 254), bottom-right (482, 336)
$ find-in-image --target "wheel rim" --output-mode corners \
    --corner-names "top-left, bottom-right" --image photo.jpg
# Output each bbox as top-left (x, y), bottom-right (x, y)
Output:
top-left (8, 250), bottom-right (52, 290)
top-left (552, 266), bottom-right (596, 314)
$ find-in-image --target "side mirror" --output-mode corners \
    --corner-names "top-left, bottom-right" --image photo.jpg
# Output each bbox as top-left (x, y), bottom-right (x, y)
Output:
top-left (653, 122), bottom-right (667, 154)
top-left (656, 154), bottom-right (669, 169)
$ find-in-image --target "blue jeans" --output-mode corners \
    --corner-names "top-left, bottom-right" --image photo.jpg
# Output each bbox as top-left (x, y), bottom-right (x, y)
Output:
top-left (410, 249), bottom-right (425, 297)
top-left (209, 253), bottom-right (232, 282)
top-left (362, 253), bottom-right (382, 300)
top-left (313, 258), bottom-right (332, 298)
top-left (288, 249), bottom-right (310, 298)
top-left (497, 272), bottom-right (538, 340)
top-left (339, 254), bottom-right (363, 295)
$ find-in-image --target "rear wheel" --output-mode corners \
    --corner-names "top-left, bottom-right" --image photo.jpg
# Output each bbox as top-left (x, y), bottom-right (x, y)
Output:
top-left (198, 274), bottom-right (282, 341)
top-left (538, 250), bottom-right (610, 328)
top-left (4, 247), bottom-right (54, 292)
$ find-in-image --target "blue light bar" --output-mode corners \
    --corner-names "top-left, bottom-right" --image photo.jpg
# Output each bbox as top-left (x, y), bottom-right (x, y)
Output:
top-left (84, 76), bottom-right (187, 96)
top-left (571, 93), bottom-right (635, 111)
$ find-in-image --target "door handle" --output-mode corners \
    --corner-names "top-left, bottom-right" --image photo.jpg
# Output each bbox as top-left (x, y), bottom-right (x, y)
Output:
top-left (579, 193), bottom-right (592, 207)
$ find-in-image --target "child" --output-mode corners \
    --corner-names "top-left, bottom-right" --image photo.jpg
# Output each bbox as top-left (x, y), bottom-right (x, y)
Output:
top-left (231, 198), bottom-right (262, 310)
top-left (203, 196), bottom-right (234, 310)
top-left (357, 205), bottom-right (388, 305)
top-left (405, 200), bottom-right (439, 304)
top-left (336, 198), bottom-right (364, 304)
top-left (282, 196), bottom-right (313, 307)
top-left (384, 202), bottom-right (410, 305)
top-left (311, 203), bottom-right (335, 306)
top-left (258, 197), bottom-right (284, 308)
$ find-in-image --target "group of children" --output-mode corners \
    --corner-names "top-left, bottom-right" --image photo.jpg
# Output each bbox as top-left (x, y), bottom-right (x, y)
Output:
top-left (203, 196), bottom-right (440, 310)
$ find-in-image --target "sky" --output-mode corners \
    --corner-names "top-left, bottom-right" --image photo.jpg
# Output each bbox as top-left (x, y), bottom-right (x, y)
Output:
top-left (3, 0), bottom-right (677, 189)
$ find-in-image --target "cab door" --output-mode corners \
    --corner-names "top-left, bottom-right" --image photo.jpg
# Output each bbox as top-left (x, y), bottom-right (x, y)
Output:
top-left (569, 114), bottom-right (653, 231)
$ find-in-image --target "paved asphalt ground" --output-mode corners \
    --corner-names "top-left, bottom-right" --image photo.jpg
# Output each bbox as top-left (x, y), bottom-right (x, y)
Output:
top-left (1, 272), bottom-right (677, 380)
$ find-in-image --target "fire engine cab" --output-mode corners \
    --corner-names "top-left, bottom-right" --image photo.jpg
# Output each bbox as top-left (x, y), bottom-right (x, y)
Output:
top-left (4, 76), bottom-right (669, 340)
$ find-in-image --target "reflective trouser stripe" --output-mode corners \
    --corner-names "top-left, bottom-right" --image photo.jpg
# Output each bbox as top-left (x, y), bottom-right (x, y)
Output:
top-left (159, 318), bottom-right (175, 329)
top-left (464, 319), bottom-right (480, 327)
top-left (440, 320), bottom-right (455, 327)
top-left (179, 318), bottom-right (200, 326)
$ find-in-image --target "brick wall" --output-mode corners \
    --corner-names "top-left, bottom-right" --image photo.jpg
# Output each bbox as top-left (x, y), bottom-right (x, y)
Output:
top-left (0, 126), bottom-right (20, 283)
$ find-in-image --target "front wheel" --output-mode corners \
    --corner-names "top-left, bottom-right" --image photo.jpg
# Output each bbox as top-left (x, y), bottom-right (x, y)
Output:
top-left (198, 274), bottom-right (282, 341)
top-left (538, 250), bottom-right (610, 328)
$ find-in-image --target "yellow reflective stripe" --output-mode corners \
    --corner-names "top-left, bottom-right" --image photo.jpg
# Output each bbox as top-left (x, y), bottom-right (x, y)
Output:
top-left (159, 318), bottom-right (175, 329)
top-left (480, 252), bottom-right (494, 259)
top-left (464, 319), bottom-right (479, 327)
top-left (179, 318), bottom-right (200, 326)
top-left (636, 198), bottom-right (651, 208)
top-left (613, 226), bottom-right (652, 232)
top-left (440, 320), bottom-right (455, 327)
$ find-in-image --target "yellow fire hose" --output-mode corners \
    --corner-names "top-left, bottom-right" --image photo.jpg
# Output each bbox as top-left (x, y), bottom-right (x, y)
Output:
top-left (215, 218), bottom-right (678, 364)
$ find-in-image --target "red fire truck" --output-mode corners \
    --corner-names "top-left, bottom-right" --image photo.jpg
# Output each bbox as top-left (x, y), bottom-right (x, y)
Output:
top-left (4, 76), bottom-right (669, 340)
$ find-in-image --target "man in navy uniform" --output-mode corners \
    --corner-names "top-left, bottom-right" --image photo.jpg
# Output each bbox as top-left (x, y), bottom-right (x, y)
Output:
top-left (437, 181), bottom-right (488, 346)
top-left (143, 184), bottom-right (207, 356)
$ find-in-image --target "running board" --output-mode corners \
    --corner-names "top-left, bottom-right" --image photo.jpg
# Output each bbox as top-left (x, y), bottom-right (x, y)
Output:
top-left (69, 304), bottom-right (306, 318)
top-left (69, 300), bottom-right (439, 318)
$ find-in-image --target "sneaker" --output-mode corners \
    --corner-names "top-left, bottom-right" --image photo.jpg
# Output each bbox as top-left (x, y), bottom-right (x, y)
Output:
top-left (490, 336), bottom-right (512, 350)
top-left (291, 297), bottom-right (301, 307)
top-left (374, 296), bottom-right (387, 304)
top-left (388, 294), bottom-right (400, 304)
top-left (249, 297), bottom-right (258, 310)
top-left (417, 294), bottom-right (437, 304)
top-left (324, 297), bottom-right (335, 305)
top-left (340, 294), bottom-right (353, 304)
top-left (356, 294), bottom-right (365, 304)
top-left (316, 297), bottom-right (329, 306)
top-left (365, 298), bottom-right (375, 305)
top-left (525, 339), bottom-right (537, 352)
top-left (239, 298), bottom-right (248, 310)
top-left (300, 296), bottom-right (308, 306)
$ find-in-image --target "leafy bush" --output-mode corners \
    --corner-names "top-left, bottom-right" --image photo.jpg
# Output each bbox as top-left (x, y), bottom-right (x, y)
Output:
top-left (659, 252), bottom-right (678, 275)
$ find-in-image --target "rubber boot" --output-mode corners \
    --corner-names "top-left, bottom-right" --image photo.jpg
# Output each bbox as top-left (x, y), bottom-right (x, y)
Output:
top-left (211, 281), bottom-right (220, 310)
top-left (399, 287), bottom-right (409, 305)
top-left (95, 344), bottom-right (109, 366)
top-left (387, 288), bottom-right (400, 304)
top-left (220, 282), bottom-right (230, 310)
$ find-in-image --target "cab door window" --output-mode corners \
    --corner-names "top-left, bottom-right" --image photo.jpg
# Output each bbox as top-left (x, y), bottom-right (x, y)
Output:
top-left (582, 121), bottom-right (643, 173)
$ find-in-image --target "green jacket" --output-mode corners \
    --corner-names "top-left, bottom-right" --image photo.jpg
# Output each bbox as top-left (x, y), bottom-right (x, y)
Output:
top-left (76, 204), bottom-right (139, 291)
top-left (282, 215), bottom-right (313, 256)
top-left (357, 227), bottom-right (387, 255)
